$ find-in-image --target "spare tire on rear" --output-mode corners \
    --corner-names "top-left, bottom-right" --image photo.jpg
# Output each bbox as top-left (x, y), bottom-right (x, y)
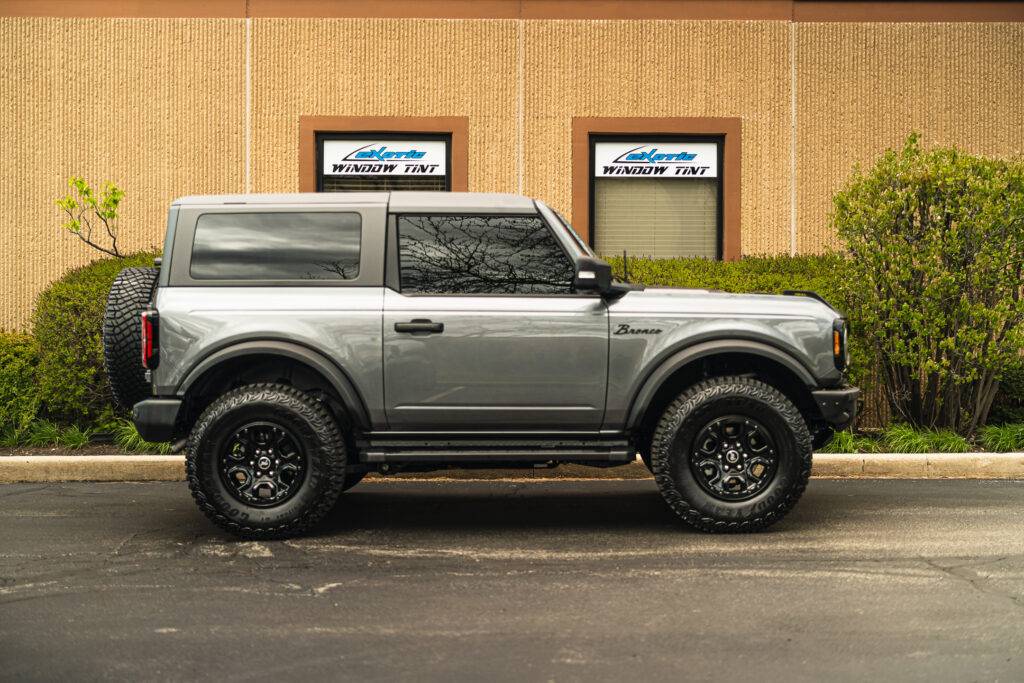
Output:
top-left (103, 267), bottom-right (159, 411)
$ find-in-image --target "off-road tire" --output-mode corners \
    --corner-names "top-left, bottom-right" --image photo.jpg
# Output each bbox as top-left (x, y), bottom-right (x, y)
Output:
top-left (103, 267), bottom-right (159, 411)
top-left (186, 383), bottom-right (347, 538)
top-left (651, 376), bottom-right (812, 533)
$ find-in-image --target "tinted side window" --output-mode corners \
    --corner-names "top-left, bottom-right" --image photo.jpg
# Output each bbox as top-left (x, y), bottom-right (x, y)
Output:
top-left (191, 212), bottom-right (361, 280)
top-left (397, 215), bottom-right (574, 295)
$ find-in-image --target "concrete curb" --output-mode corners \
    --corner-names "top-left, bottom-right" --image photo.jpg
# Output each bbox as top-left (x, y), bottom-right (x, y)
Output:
top-left (1, 453), bottom-right (1023, 484)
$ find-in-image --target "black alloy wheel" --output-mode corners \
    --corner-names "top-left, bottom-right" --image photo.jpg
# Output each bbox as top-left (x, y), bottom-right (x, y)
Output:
top-left (689, 415), bottom-right (778, 501)
top-left (219, 421), bottom-right (307, 507)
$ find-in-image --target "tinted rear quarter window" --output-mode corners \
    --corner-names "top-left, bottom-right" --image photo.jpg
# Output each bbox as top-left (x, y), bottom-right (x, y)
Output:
top-left (397, 214), bottom-right (574, 295)
top-left (191, 212), bottom-right (361, 280)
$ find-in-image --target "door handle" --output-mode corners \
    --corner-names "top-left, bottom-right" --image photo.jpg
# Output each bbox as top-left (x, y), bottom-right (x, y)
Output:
top-left (394, 319), bottom-right (444, 334)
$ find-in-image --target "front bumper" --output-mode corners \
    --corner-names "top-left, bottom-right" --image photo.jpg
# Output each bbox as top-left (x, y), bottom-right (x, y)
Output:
top-left (811, 386), bottom-right (860, 431)
top-left (132, 398), bottom-right (183, 442)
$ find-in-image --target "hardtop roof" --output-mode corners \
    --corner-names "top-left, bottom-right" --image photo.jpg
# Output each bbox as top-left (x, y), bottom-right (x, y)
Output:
top-left (171, 192), bottom-right (538, 213)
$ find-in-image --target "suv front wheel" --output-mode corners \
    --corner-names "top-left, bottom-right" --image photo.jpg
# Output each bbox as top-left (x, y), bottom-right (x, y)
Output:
top-left (651, 376), bottom-right (812, 533)
top-left (186, 383), bottom-right (348, 538)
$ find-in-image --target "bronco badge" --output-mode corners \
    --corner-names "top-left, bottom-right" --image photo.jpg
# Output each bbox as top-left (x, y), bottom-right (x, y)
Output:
top-left (614, 323), bottom-right (663, 335)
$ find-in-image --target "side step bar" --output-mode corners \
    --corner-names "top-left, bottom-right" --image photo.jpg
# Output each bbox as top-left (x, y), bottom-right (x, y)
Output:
top-left (359, 437), bottom-right (634, 464)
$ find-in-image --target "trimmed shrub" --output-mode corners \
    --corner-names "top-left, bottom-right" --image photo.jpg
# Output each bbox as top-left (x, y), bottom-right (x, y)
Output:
top-left (31, 252), bottom-right (159, 425)
top-left (833, 133), bottom-right (1024, 436)
top-left (0, 333), bottom-right (40, 435)
top-left (606, 253), bottom-right (847, 304)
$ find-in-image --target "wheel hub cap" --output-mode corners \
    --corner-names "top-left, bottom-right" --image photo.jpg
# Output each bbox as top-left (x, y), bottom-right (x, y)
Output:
top-left (219, 421), bottom-right (306, 507)
top-left (690, 415), bottom-right (778, 501)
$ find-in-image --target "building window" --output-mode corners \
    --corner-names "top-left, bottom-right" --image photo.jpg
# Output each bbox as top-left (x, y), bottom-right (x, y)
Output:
top-left (317, 133), bottom-right (450, 192)
top-left (299, 116), bottom-right (469, 193)
top-left (591, 136), bottom-right (722, 259)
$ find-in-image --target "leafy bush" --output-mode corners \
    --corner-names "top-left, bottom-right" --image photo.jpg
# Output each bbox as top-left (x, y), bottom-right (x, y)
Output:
top-left (881, 423), bottom-right (971, 453)
top-left (988, 360), bottom-right (1024, 425)
top-left (979, 423), bottom-right (1024, 452)
top-left (834, 133), bottom-right (1024, 437)
top-left (0, 333), bottom-right (40, 435)
top-left (31, 252), bottom-right (158, 424)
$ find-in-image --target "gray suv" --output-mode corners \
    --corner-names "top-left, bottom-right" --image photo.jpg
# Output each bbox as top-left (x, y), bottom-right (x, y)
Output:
top-left (102, 192), bottom-right (858, 538)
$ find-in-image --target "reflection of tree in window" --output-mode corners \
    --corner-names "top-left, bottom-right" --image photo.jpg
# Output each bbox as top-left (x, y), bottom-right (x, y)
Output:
top-left (190, 212), bottom-right (361, 281)
top-left (398, 215), bottom-right (574, 294)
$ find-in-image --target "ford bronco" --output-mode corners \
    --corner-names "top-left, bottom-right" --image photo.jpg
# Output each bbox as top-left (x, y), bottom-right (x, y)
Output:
top-left (102, 192), bottom-right (858, 537)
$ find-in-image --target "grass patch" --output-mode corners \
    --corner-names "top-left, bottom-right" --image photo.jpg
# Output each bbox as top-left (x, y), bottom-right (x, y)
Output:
top-left (109, 418), bottom-right (173, 454)
top-left (818, 429), bottom-right (878, 453)
top-left (59, 425), bottom-right (94, 450)
top-left (881, 424), bottom-right (970, 453)
top-left (979, 423), bottom-right (1024, 452)
top-left (2, 421), bottom-right (96, 449)
top-left (23, 420), bottom-right (63, 447)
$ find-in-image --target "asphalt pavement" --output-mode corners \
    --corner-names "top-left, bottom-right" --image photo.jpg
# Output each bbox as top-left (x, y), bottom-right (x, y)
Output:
top-left (1, 478), bottom-right (1023, 682)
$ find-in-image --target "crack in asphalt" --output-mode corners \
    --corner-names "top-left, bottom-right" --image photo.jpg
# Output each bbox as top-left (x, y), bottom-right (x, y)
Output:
top-left (922, 556), bottom-right (1024, 613)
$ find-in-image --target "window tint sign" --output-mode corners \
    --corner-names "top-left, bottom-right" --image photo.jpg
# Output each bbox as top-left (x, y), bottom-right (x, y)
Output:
top-left (594, 142), bottom-right (718, 178)
top-left (323, 139), bottom-right (447, 176)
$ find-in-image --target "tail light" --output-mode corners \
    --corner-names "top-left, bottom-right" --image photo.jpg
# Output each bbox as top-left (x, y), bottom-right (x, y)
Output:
top-left (141, 309), bottom-right (160, 370)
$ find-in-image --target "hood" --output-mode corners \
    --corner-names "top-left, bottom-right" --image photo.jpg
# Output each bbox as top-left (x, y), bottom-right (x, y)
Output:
top-left (614, 287), bottom-right (840, 323)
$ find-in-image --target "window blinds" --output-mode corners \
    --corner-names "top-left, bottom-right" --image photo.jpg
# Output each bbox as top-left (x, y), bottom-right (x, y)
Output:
top-left (593, 177), bottom-right (718, 259)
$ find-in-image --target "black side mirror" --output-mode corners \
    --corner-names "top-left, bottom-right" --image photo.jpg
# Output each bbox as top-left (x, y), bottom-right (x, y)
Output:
top-left (573, 256), bottom-right (612, 294)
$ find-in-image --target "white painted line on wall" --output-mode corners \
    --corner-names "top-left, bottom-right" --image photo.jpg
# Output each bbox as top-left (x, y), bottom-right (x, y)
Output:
top-left (517, 18), bottom-right (525, 196)
top-left (789, 21), bottom-right (798, 256)
top-left (243, 15), bottom-right (251, 196)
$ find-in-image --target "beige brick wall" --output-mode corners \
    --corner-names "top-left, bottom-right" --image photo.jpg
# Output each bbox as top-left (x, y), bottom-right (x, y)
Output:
top-left (250, 19), bottom-right (520, 195)
top-left (0, 17), bottom-right (245, 330)
top-left (523, 20), bottom-right (792, 255)
top-left (796, 22), bottom-right (1024, 252)
top-left (1, 17), bottom-right (1021, 329)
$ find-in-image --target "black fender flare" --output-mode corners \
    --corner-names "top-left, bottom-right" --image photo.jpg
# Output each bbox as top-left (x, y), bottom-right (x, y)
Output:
top-left (176, 340), bottom-right (371, 430)
top-left (625, 339), bottom-right (817, 430)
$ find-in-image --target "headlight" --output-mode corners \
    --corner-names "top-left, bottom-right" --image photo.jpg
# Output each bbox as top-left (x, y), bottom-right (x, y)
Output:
top-left (832, 318), bottom-right (848, 371)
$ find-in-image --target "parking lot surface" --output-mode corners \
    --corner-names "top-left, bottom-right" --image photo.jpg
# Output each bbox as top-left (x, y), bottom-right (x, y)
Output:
top-left (1, 478), bottom-right (1023, 682)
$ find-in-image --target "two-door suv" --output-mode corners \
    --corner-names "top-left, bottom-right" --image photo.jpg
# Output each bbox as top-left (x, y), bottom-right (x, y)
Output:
top-left (102, 192), bottom-right (858, 537)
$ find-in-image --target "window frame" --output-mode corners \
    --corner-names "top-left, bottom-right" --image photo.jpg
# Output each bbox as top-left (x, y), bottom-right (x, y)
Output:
top-left (588, 133), bottom-right (725, 260)
top-left (315, 131), bottom-right (453, 192)
top-left (388, 212), bottom-right (585, 298)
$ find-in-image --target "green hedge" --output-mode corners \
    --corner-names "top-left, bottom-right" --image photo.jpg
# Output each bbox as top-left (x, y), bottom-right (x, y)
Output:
top-left (604, 254), bottom-right (874, 385)
top-left (605, 253), bottom-right (847, 304)
top-left (0, 333), bottom-right (40, 435)
top-left (31, 252), bottom-right (158, 425)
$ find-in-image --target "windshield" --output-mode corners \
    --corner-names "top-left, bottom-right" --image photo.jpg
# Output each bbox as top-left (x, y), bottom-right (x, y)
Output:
top-left (553, 210), bottom-right (596, 258)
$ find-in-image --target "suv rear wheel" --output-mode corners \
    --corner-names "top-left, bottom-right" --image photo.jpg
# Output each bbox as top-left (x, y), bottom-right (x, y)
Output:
top-left (186, 383), bottom-right (347, 538)
top-left (650, 376), bottom-right (812, 533)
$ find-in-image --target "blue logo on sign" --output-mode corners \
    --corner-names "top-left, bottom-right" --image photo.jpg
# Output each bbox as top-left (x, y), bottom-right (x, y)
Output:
top-left (344, 144), bottom-right (427, 162)
top-left (614, 146), bottom-right (697, 164)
